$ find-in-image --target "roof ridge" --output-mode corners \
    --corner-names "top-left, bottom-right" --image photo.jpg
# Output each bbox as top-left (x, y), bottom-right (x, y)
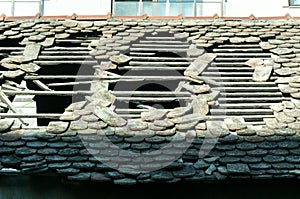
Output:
top-left (1, 12), bottom-right (300, 21)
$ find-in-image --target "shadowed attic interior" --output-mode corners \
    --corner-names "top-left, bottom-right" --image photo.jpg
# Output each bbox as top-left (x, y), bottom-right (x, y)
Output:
top-left (0, 19), bottom-right (300, 184)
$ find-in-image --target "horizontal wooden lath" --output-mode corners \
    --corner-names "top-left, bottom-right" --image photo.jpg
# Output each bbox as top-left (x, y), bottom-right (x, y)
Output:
top-left (207, 42), bottom-right (281, 124)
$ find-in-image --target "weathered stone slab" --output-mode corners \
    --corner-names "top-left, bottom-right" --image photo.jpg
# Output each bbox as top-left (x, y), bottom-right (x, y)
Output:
top-left (59, 111), bottom-right (80, 121)
top-left (271, 48), bottom-right (293, 55)
top-left (244, 58), bottom-right (263, 68)
top-left (110, 54), bottom-right (132, 65)
top-left (63, 20), bottom-right (78, 28)
top-left (246, 37), bottom-right (260, 43)
top-left (55, 33), bottom-right (70, 39)
top-left (88, 89), bottom-right (115, 107)
top-left (227, 163), bottom-right (250, 175)
top-left (229, 37), bottom-right (245, 43)
top-left (278, 84), bottom-right (298, 94)
top-left (2, 70), bottom-right (25, 78)
top-left (19, 63), bottom-right (41, 73)
top-left (40, 37), bottom-right (55, 47)
top-left (127, 119), bottom-right (148, 131)
top-left (23, 43), bottom-right (41, 61)
top-left (253, 65), bottom-right (272, 82)
top-left (153, 119), bottom-right (174, 128)
top-left (46, 121), bottom-right (69, 134)
top-left (184, 53), bottom-right (217, 77)
top-left (94, 106), bottom-right (127, 127)
top-left (192, 98), bottom-right (209, 115)
top-left (141, 109), bottom-right (168, 121)
top-left (187, 44), bottom-right (205, 57)
top-left (1, 63), bottom-right (19, 70)
top-left (28, 35), bottom-right (46, 42)
top-left (174, 32), bottom-right (189, 39)
top-left (167, 106), bottom-right (192, 118)
top-left (175, 121), bottom-right (198, 130)
top-left (171, 113), bottom-right (206, 124)
top-left (224, 117), bottom-right (247, 131)
top-left (275, 68), bottom-right (298, 76)
top-left (264, 118), bottom-right (287, 129)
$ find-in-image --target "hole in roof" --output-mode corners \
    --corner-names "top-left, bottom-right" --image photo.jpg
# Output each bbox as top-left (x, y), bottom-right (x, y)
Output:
top-left (205, 40), bottom-right (283, 125)
top-left (24, 32), bottom-right (99, 126)
top-left (108, 31), bottom-right (192, 119)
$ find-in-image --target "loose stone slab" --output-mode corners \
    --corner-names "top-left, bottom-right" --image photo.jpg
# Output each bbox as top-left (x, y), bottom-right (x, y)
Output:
top-left (275, 68), bottom-right (298, 76)
top-left (153, 119), bottom-right (174, 128)
top-left (55, 33), bottom-right (70, 39)
top-left (88, 89), bottom-right (115, 107)
top-left (141, 109), bottom-right (168, 121)
top-left (224, 117), bottom-right (247, 131)
top-left (63, 20), bottom-right (78, 28)
top-left (3, 30), bottom-right (19, 36)
top-left (174, 32), bottom-right (189, 39)
top-left (182, 82), bottom-right (210, 94)
top-left (40, 37), bottom-right (55, 47)
top-left (192, 98), bottom-right (209, 115)
top-left (187, 44), bottom-right (205, 57)
top-left (28, 35), bottom-right (46, 42)
top-left (244, 58), bottom-right (264, 68)
top-left (19, 63), bottom-right (41, 73)
top-left (271, 48), bottom-right (293, 55)
top-left (260, 42), bottom-right (277, 50)
top-left (171, 113), bottom-right (206, 124)
top-left (229, 37), bottom-right (245, 43)
top-left (2, 70), bottom-right (25, 78)
top-left (1, 63), bottom-right (19, 70)
top-left (110, 54), bottom-right (132, 65)
top-left (167, 106), bottom-right (192, 118)
top-left (23, 43), bottom-right (41, 61)
top-left (60, 112), bottom-right (81, 121)
top-left (94, 106), bottom-right (127, 127)
top-left (46, 121), bottom-right (69, 134)
top-left (127, 119), bottom-right (148, 131)
top-left (184, 53), bottom-right (217, 77)
top-left (253, 65), bottom-right (272, 82)
top-left (278, 84), bottom-right (298, 94)
top-left (227, 163), bottom-right (250, 175)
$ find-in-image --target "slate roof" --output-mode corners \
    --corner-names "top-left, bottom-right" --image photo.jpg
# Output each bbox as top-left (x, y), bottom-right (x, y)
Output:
top-left (0, 14), bottom-right (300, 184)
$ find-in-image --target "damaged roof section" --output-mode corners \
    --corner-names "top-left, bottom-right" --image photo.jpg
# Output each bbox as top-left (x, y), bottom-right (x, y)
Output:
top-left (0, 18), bottom-right (299, 184)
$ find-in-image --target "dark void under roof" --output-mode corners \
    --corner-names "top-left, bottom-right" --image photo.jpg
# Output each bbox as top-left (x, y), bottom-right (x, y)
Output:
top-left (0, 17), bottom-right (299, 184)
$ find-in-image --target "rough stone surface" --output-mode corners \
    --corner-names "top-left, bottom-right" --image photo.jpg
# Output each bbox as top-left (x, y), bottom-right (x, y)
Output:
top-left (224, 117), bottom-right (247, 131)
top-left (110, 54), bottom-right (132, 64)
top-left (141, 109), bottom-right (168, 121)
top-left (187, 44), bottom-right (205, 57)
top-left (253, 65), bottom-right (272, 82)
top-left (227, 163), bottom-right (250, 175)
top-left (23, 43), bottom-right (41, 60)
top-left (94, 106), bottom-right (127, 127)
top-left (46, 122), bottom-right (69, 134)
top-left (184, 53), bottom-right (217, 77)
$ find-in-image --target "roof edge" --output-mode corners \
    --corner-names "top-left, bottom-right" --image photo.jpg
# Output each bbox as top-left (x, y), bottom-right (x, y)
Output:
top-left (1, 13), bottom-right (300, 21)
